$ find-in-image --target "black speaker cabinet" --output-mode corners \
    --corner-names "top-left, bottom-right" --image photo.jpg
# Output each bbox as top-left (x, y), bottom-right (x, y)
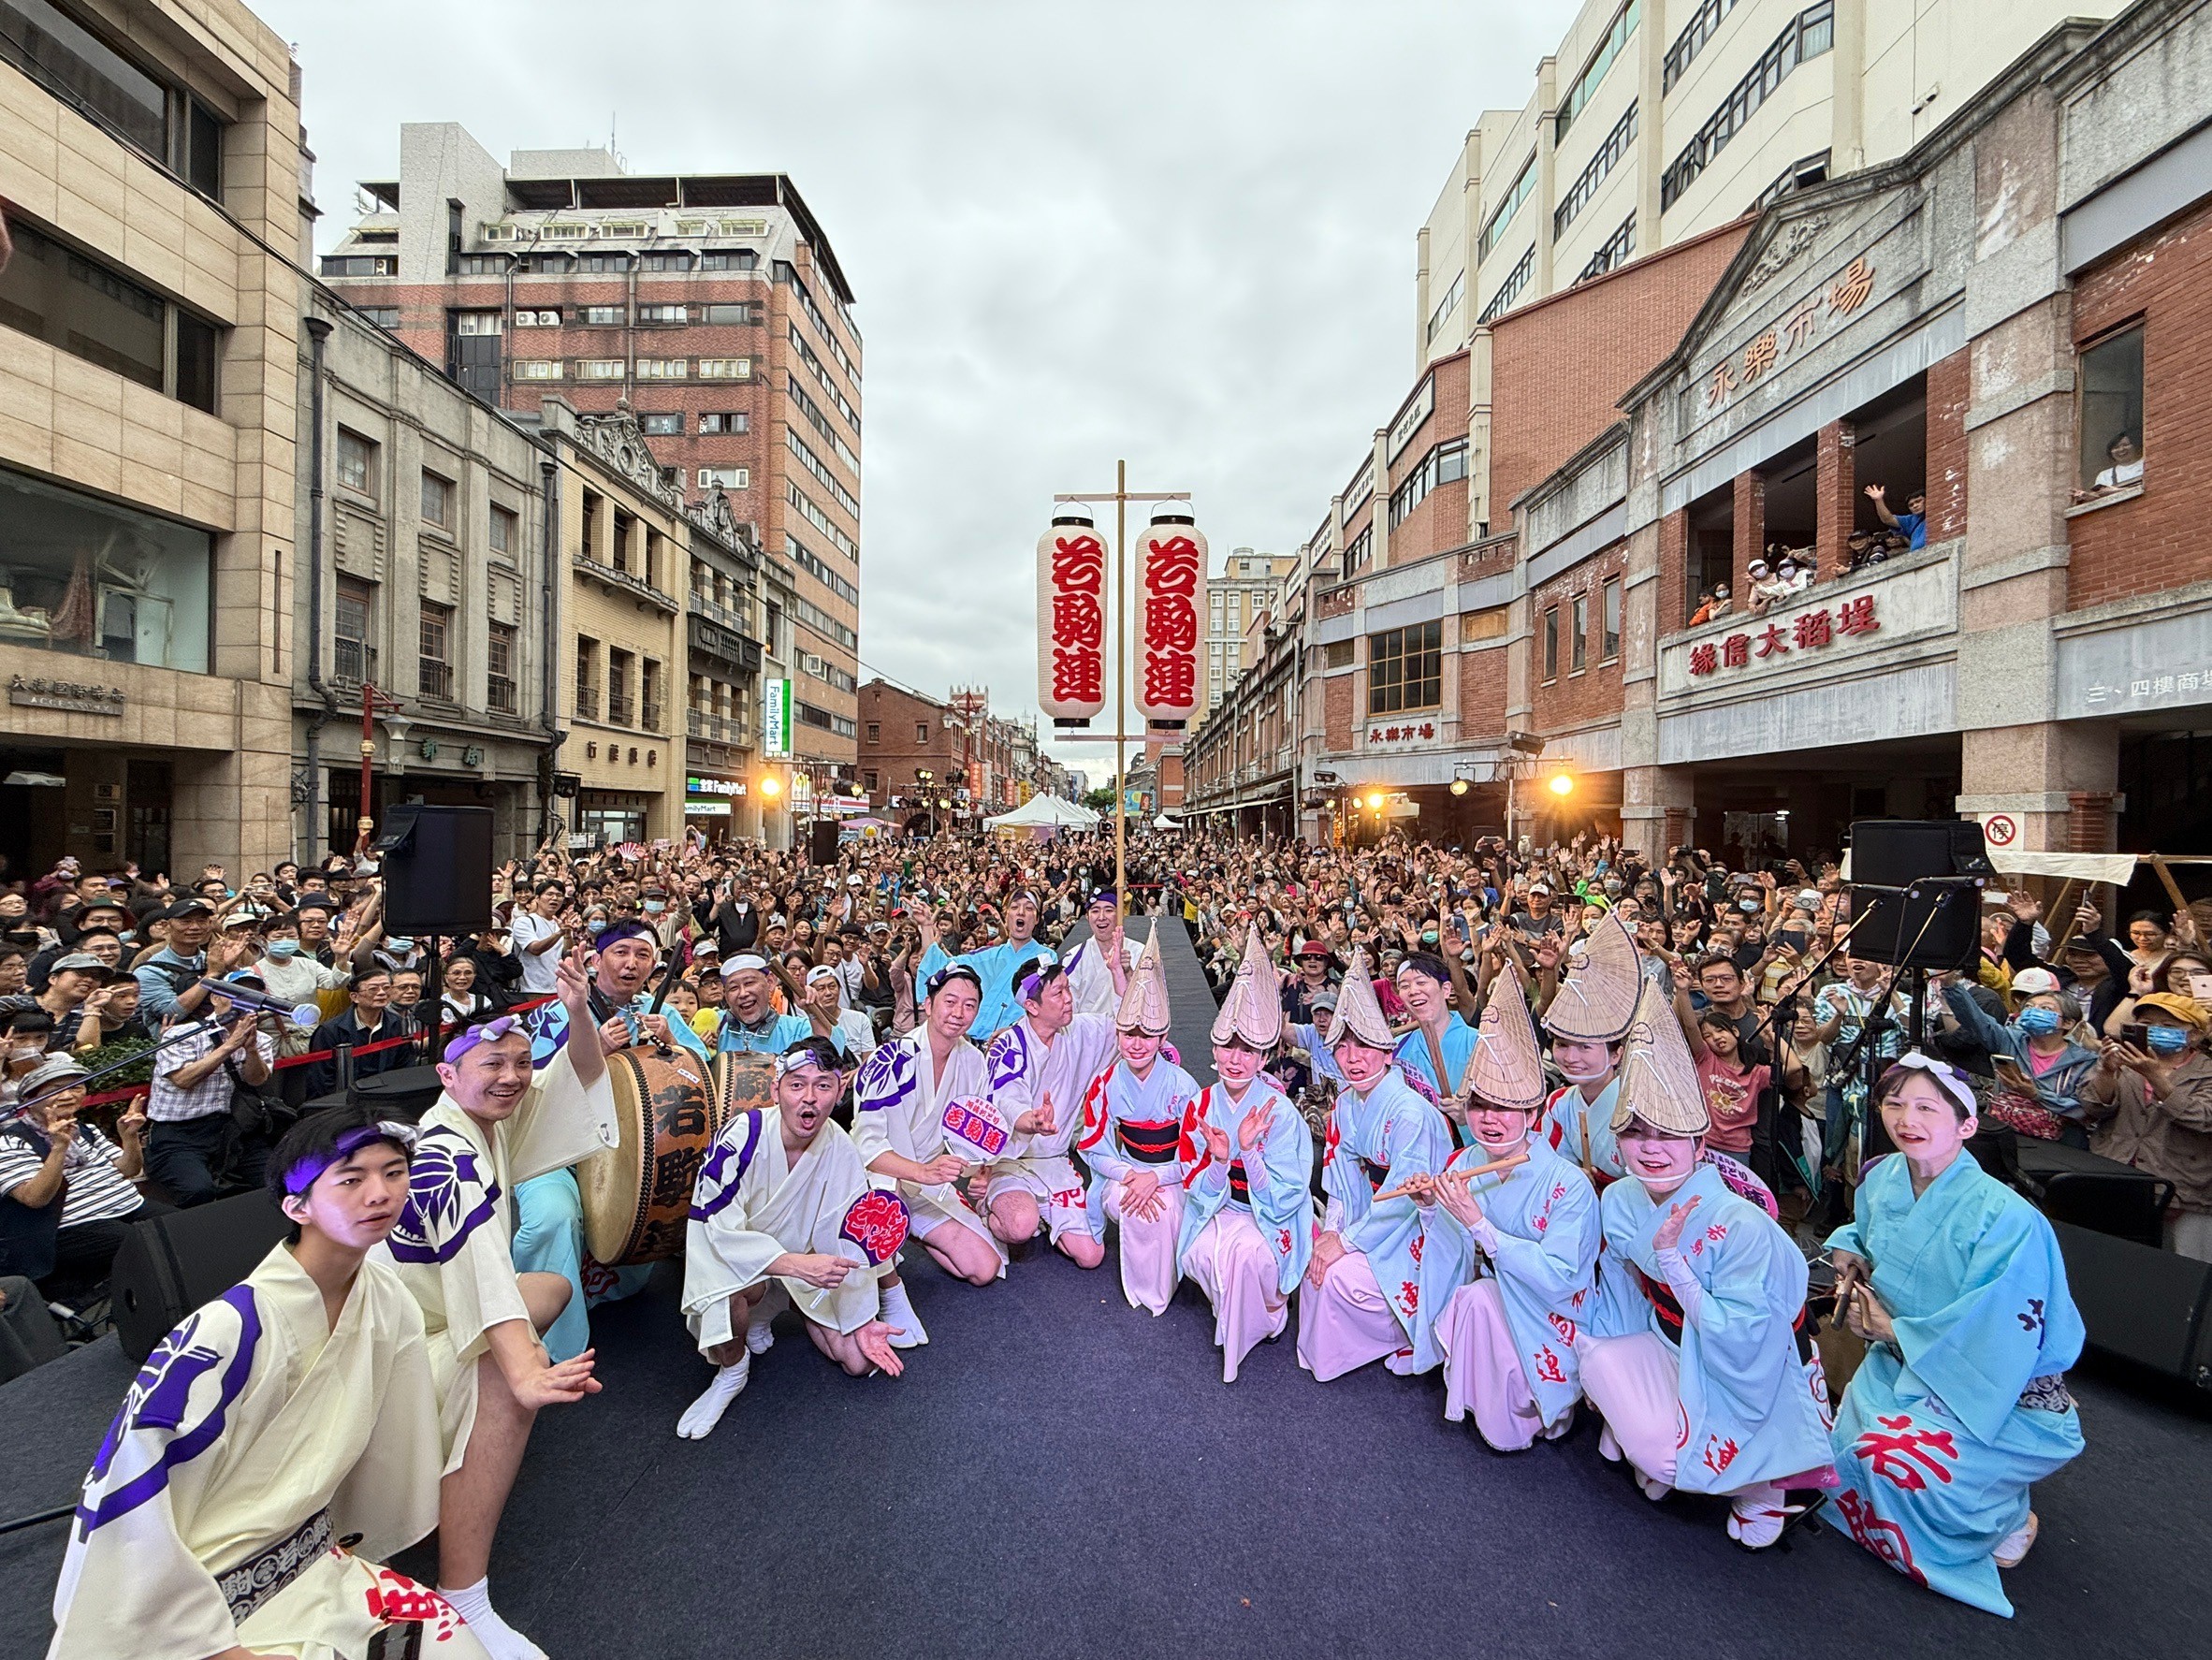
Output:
top-left (372, 804), bottom-right (495, 936)
top-left (1850, 817), bottom-right (1997, 885)
top-left (1849, 880), bottom-right (1982, 970)
top-left (808, 818), bottom-right (842, 866)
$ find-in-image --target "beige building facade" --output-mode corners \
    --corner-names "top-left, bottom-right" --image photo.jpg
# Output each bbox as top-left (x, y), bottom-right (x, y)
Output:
top-left (0, 0), bottom-right (304, 878)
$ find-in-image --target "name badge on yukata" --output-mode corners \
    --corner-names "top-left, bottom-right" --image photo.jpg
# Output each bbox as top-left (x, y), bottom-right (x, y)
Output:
top-left (941, 1096), bottom-right (1011, 1163)
top-left (839, 1190), bottom-right (912, 1265)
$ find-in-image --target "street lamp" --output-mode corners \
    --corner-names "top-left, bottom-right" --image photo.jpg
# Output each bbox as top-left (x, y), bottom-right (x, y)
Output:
top-left (1449, 777), bottom-right (1470, 796)
top-left (1366, 791), bottom-right (1384, 810)
top-left (760, 776), bottom-right (781, 799)
top-left (1548, 772), bottom-right (1576, 797)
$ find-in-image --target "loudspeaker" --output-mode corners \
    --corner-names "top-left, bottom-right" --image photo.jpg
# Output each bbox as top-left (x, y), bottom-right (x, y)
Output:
top-left (2048, 1217), bottom-right (2212, 1391)
top-left (110, 1188), bottom-right (291, 1364)
top-left (373, 804), bottom-right (495, 936)
top-left (1850, 817), bottom-right (1996, 886)
top-left (1848, 880), bottom-right (1982, 969)
top-left (808, 819), bottom-right (841, 866)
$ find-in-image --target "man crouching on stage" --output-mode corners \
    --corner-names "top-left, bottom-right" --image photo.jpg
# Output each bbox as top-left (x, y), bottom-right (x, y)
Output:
top-left (386, 950), bottom-right (612, 1660)
top-left (51, 1109), bottom-right (497, 1659)
top-left (677, 1036), bottom-right (906, 1438)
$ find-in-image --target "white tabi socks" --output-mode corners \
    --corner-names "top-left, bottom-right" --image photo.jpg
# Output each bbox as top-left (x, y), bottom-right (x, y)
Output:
top-left (746, 1312), bottom-right (776, 1354)
top-left (676, 1352), bottom-right (751, 1439)
top-left (880, 1278), bottom-right (927, 1348)
top-left (439, 1577), bottom-right (547, 1660)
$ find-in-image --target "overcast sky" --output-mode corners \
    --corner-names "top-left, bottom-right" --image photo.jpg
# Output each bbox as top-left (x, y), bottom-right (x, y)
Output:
top-left (264, 0), bottom-right (1579, 781)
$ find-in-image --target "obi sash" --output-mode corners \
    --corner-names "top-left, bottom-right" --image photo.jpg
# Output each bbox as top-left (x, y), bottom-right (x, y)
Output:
top-left (1117, 1119), bottom-right (1180, 1165)
top-left (217, 1507), bottom-right (333, 1626)
top-left (1228, 1159), bottom-right (1251, 1207)
top-left (1356, 1155), bottom-right (1389, 1193)
top-left (1640, 1267), bottom-right (1812, 1362)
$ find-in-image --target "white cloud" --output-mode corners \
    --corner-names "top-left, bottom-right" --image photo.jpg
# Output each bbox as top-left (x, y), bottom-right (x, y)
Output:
top-left (263, 0), bottom-right (1579, 764)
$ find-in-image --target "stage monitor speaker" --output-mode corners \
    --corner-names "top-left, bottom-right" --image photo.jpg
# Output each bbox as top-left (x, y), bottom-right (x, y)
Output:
top-left (111, 1188), bottom-right (290, 1363)
top-left (809, 819), bottom-right (841, 866)
top-left (372, 804), bottom-right (495, 936)
top-left (2049, 1217), bottom-right (2212, 1391)
top-left (1850, 817), bottom-right (1996, 886)
top-left (1848, 879), bottom-right (1982, 970)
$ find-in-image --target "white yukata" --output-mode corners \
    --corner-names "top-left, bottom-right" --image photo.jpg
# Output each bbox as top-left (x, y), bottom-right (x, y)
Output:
top-left (851, 1033), bottom-right (1008, 1275)
top-left (380, 1046), bottom-right (619, 1470)
top-left (1062, 931), bottom-right (1142, 1019)
top-left (51, 1245), bottom-right (490, 1660)
top-left (1073, 1056), bottom-right (1200, 1313)
top-left (681, 1109), bottom-right (894, 1350)
top-left (984, 1012), bottom-right (1120, 1244)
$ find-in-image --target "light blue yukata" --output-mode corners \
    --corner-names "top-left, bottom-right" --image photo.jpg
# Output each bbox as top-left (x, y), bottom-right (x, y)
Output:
top-left (917, 935), bottom-right (1055, 1039)
top-left (506, 991), bottom-right (691, 1357)
top-left (1432, 1131), bottom-right (1600, 1427)
top-left (1826, 1153), bottom-right (2086, 1616)
top-left (1073, 1055), bottom-right (1200, 1241)
top-left (713, 1007), bottom-right (819, 1056)
top-left (1317, 1069), bottom-right (1468, 1373)
top-left (1177, 1078), bottom-right (1315, 1298)
top-left (1588, 1160), bottom-right (1835, 1494)
top-left (1543, 1078), bottom-right (1625, 1183)
top-left (1392, 1013), bottom-right (1480, 1108)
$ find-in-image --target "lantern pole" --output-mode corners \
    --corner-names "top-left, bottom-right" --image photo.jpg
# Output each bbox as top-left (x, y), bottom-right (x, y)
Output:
top-left (1114, 457), bottom-right (1127, 914)
top-left (1050, 471), bottom-right (1193, 927)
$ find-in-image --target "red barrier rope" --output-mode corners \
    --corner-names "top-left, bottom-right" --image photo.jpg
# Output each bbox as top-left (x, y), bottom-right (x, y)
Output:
top-left (77, 994), bottom-right (557, 1109)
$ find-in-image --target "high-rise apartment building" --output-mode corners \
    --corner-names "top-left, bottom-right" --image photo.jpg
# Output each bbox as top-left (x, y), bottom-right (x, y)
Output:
top-left (1412, 0), bottom-right (2120, 539)
top-left (1201, 549), bottom-right (1296, 728)
top-left (322, 124), bottom-right (861, 782)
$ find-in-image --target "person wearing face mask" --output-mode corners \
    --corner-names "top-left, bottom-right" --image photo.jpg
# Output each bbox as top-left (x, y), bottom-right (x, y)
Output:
top-left (1826, 1056), bottom-right (2085, 1615)
top-left (1936, 969), bottom-right (2100, 1147)
top-left (1577, 981), bottom-right (1837, 1550)
top-left (1417, 964), bottom-right (1599, 1449)
top-left (1297, 949), bottom-right (1467, 1384)
top-left (1541, 913), bottom-right (1643, 1183)
top-left (2081, 992), bottom-right (2212, 1260)
top-left (255, 912), bottom-right (352, 1057)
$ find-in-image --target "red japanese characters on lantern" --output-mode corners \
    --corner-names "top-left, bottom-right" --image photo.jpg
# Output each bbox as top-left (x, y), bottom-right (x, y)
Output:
top-left (1036, 513), bottom-right (1108, 721)
top-left (1135, 511), bottom-right (1206, 725)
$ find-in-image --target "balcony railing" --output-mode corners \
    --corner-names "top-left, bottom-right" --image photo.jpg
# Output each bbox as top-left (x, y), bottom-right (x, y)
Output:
top-left (575, 683), bottom-right (599, 721)
top-left (607, 692), bottom-right (634, 726)
top-left (488, 674), bottom-right (518, 715)
top-left (334, 639), bottom-right (377, 685)
top-left (418, 659), bottom-right (454, 702)
top-left (642, 700), bottom-right (662, 731)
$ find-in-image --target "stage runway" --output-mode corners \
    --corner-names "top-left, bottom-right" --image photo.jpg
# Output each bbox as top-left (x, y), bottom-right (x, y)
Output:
top-left (4, 920), bottom-right (2209, 1658)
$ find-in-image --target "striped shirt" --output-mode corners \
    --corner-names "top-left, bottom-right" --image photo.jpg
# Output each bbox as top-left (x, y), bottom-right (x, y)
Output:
top-left (0, 1119), bottom-right (142, 1227)
top-left (148, 1019), bottom-right (278, 1124)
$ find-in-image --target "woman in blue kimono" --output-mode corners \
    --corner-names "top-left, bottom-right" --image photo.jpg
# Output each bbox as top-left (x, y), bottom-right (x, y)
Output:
top-left (1423, 963), bottom-right (1601, 1449)
top-left (1175, 927), bottom-right (1314, 1383)
top-left (1827, 1053), bottom-right (2086, 1616)
top-left (1298, 950), bottom-right (1468, 1381)
top-left (1579, 981), bottom-right (1837, 1549)
top-left (1392, 951), bottom-right (1479, 1133)
top-left (1541, 912), bottom-right (1645, 1186)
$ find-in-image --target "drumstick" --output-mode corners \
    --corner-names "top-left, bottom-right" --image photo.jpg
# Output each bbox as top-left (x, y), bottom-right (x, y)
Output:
top-left (1374, 1151), bottom-right (1528, 1203)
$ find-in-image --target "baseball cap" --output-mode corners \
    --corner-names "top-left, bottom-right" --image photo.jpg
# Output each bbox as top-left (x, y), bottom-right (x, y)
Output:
top-left (167, 897), bottom-right (215, 918)
top-left (2011, 968), bottom-right (2061, 997)
top-left (805, 965), bottom-right (842, 987)
top-left (49, 951), bottom-right (111, 978)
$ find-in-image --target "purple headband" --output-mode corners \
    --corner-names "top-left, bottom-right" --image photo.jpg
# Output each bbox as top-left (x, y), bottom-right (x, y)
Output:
top-left (282, 1120), bottom-right (417, 1197)
top-left (593, 918), bottom-right (658, 952)
top-left (444, 1013), bottom-right (522, 1064)
top-left (1017, 962), bottom-right (1065, 1004)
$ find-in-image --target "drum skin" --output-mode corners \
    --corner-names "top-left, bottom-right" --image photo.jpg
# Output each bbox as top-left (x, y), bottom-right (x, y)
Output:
top-left (578, 1046), bottom-right (732, 1264)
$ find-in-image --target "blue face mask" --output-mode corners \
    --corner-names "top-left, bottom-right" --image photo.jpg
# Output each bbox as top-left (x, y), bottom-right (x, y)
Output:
top-left (267, 939), bottom-right (301, 958)
top-left (2016, 1006), bottom-right (2060, 1037)
top-left (386, 937), bottom-right (415, 954)
top-left (2147, 1025), bottom-right (2192, 1056)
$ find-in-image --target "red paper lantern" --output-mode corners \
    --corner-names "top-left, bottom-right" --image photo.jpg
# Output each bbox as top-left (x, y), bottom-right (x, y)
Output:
top-left (1134, 510), bottom-right (1205, 725)
top-left (1036, 512), bottom-right (1108, 721)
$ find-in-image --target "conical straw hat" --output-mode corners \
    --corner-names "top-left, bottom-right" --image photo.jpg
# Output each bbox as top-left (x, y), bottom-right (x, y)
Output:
top-left (1324, 944), bottom-right (1396, 1051)
top-left (1464, 961), bottom-right (1546, 1112)
top-left (1608, 977), bottom-right (1710, 1137)
top-left (1209, 924), bottom-right (1283, 1049)
top-left (1115, 928), bottom-right (1172, 1037)
top-left (1543, 910), bottom-right (1643, 1043)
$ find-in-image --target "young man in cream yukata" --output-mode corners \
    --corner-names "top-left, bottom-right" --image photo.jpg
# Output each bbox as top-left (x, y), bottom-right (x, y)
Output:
top-left (1060, 887), bottom-right (1140, 1019)
top-left (1074, 930), bottom-right (1200, 1313)
top-left (1298, 946), bottom-right (1468, 1382)
top-left (850, 963), bottom-right (1008, 1346)
top-left (1417, 963), bottom-right (1601, 1449)
top-left (1577, 980), bottom-right (1838, 1551)
top-left (675, 1036), bottom-right (908, 1439)
top-left (51, 1108), bottom-right (496, 1660)
top-left (1175, 927), bottom-right (1314, 1382)
top-left (981, 961), bottom-right (1117, 1268)
top-left (1541, 912), bottom-right (1644, 1186)
top-left (381, 951), bottom-right (611, 1660)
